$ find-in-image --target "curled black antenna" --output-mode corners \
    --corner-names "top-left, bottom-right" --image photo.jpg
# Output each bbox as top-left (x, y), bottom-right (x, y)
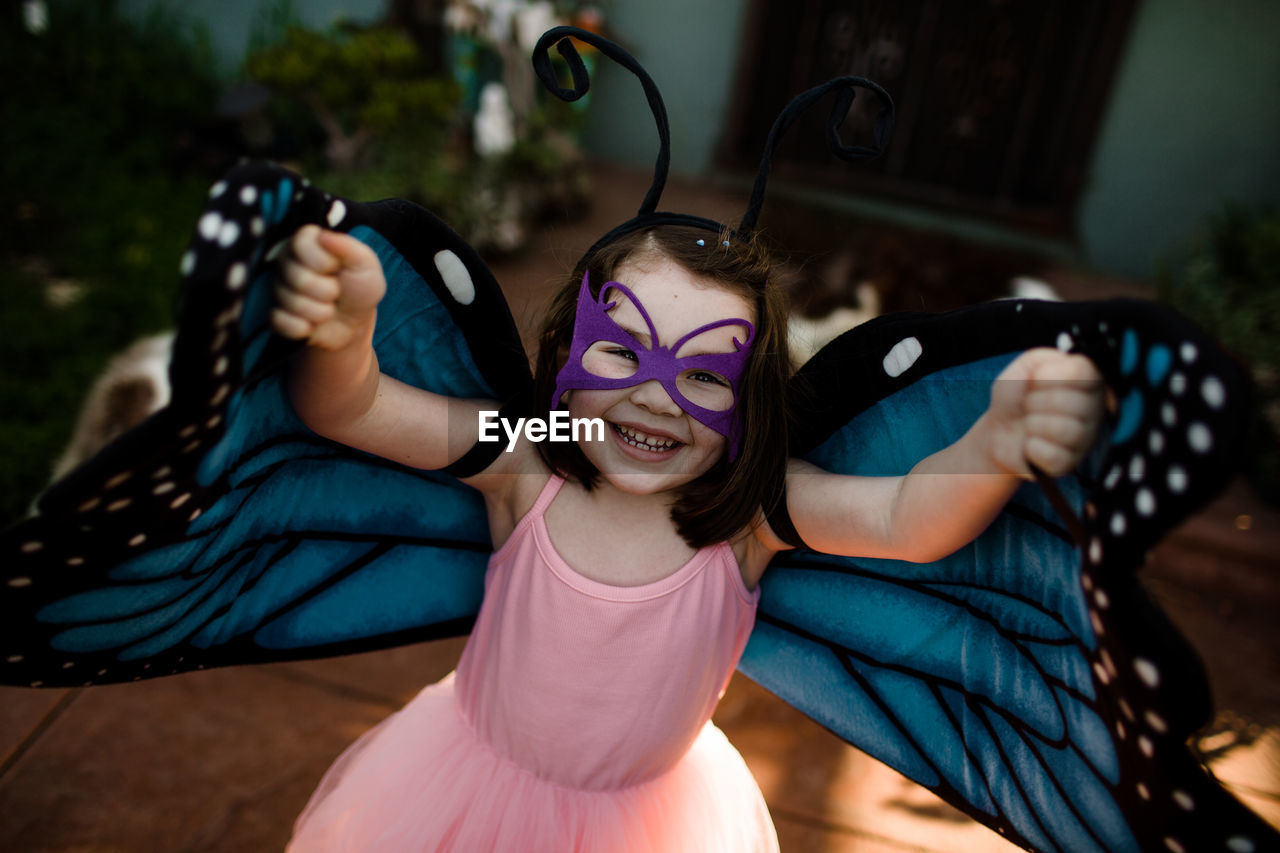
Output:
top-left (530, 27), bottom-right (894, 261)
top-left (532, 26), bottom-right (671, 218)
top-left (740, 77), bottom-right (895, 232)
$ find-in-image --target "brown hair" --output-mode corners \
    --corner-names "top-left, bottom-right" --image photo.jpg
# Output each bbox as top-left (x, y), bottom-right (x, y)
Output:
top-left (533, 224), bottom-right (792, 549)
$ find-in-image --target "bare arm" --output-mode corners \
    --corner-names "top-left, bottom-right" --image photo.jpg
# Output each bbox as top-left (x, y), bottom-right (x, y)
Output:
top-left (272, 225), bottom-right (492, 471)
top-left (777, 348), bottom-right (1106, 563)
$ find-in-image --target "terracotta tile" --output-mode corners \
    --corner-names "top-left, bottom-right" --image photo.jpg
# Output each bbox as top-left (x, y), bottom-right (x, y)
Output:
top-left (717, 676), bottom-right (1021, 852)
top-left (0, 666), bottom-right (393, 852)
top-left (773, 813), bottom-right (931, 852)
top-left (1232, 789), bottom-right (1280, 837)
top-left (1142, 568), bottom-right (1280, 762)
top-left (0, 685), bottom-right (69, 768)
top-left (266, 637), bottom-right (467, 707)
top-left (1208, 727), bottom-right (1280, 799)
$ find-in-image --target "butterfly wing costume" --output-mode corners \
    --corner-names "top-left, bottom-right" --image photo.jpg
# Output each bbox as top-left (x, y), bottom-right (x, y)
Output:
top-left (2, 27), bottom-right (1275, 853)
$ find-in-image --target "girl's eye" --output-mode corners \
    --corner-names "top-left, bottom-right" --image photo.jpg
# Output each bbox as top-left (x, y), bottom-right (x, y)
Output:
top-left (608, 347), bottom-right (638, 362)
top-left (689, 370), bottom-right (728, 387)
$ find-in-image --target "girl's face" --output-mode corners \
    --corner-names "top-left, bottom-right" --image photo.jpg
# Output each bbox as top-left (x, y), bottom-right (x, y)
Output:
top-left (565, 254), bottom-right (755, 496)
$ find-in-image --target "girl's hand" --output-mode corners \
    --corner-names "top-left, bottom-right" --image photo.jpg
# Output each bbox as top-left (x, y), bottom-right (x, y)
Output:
top-left (271, 225), bottom-right (386, 351)
top-left (985, 348), bottom-right (1106, 478)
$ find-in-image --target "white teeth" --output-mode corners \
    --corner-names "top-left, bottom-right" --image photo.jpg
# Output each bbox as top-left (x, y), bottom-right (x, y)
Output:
top-left (615, 424), bottom-right (678, 451)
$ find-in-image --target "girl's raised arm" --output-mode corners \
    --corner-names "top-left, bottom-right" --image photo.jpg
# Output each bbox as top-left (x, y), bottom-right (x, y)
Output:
top-left (273, 225), bottom-right (492, 472)
top-left (780, 348), bottom-right (1105, 562)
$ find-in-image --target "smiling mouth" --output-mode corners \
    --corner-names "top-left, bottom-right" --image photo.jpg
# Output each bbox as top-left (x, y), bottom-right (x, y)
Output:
top-left (613, 423), bottom-right (682, 453)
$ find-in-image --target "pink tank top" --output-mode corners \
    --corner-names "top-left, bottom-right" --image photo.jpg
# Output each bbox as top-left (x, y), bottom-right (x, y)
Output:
top-left (454, 475), bottom-right (759, 791)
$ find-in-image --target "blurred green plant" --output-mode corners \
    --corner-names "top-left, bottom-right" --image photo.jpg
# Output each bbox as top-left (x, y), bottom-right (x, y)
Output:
top-left (246, 25), bottom-right (462, 174)
top-left (245, 21), bottom-right (588, 253)
top-left (1157, 205), bottom-right (1280, 504)
top-left (0, 0), bottom-right (222, 524)
top-left (0, 4), bottom-right (592, 523)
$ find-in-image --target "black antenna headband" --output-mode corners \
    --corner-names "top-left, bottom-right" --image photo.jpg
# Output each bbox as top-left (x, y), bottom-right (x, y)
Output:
top-left (740, 76), bottom-right (895, 231)
top-left (531, 27), bottom-right (895, 252)
top-left (532, 26), bottom-right (672, 218)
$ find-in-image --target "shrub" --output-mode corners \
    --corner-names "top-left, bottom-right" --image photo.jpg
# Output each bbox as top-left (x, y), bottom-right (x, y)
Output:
top-left (1157, 205), bottom-right (1280, 504)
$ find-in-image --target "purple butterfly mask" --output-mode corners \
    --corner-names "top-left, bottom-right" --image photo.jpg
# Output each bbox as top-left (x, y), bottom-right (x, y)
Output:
top-left (552, 272), bottom-right (755, 460)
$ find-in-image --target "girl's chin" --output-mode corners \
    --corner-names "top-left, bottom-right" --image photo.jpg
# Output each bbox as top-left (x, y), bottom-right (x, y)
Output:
top-left (595, 455), bottom-right (720, 497)
top-left (600, 472), bottom-right (674, 496)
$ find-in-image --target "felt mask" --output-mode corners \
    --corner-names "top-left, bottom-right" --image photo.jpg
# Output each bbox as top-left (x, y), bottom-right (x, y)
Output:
top-left (553, 272), bottom-right (755, 460)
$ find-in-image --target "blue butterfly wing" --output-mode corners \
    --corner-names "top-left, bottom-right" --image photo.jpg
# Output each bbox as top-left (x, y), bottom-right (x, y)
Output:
top-left (743, 300), bottom-right (1278, 851)
top-left (1, 163), bottom-right (530, 686)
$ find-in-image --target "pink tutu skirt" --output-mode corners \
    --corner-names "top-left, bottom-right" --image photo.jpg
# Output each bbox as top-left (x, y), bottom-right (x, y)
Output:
top-left (287, 674), bottom-right (778, 852)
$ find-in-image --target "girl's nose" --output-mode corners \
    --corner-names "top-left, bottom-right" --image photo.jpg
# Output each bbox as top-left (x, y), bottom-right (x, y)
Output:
top-left (628, 379), bottom-right (682, 416)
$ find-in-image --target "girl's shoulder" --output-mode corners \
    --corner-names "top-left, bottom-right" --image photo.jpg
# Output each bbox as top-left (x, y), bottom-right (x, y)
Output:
top-left (730, 511), bottom-right (785, 591)
top-left (463, 442), bottom-right (553, 550)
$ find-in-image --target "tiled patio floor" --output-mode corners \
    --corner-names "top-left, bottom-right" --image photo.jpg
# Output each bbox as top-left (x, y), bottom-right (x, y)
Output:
top-left (2, 163), bottom-right (1277, 851)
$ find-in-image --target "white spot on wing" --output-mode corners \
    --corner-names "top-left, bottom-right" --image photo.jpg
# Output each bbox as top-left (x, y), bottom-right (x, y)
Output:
top-left (1134, 657), bottom-right (1160, 687)
top-left (1101, 648), bottom-right (1117, 677)
top-left (1110, 512), bottom-right (1126, 536)
top-left (1201, 375), bottom-right (1225, 409)
top-left (327, 199), bottom-right (347, 227)
top-left (433, 250), bottom-right (476, 305)
top-left (1129, 454), bottom-right (1145, 482)
top-left (882, 336), bottom-right (923, 378)
top-left (1187, 422), bottom-right (1212, 453)
top-left (1148, 430), bottom-right (1164, 455)
top-left (227, 262), bottom-right (247, 290)
top-left (198, 211), bottom-right (222, 241)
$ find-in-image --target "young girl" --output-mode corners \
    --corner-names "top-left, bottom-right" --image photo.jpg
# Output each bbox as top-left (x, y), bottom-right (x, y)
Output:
top-left (271, 218), bottom-right (1105, 851)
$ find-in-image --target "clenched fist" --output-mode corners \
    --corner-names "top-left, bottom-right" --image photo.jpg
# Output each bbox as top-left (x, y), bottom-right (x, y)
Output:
top-left (271, 224), bottom-right (386, 351)
top-left (985, 348), bottom-right (1107, 478)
